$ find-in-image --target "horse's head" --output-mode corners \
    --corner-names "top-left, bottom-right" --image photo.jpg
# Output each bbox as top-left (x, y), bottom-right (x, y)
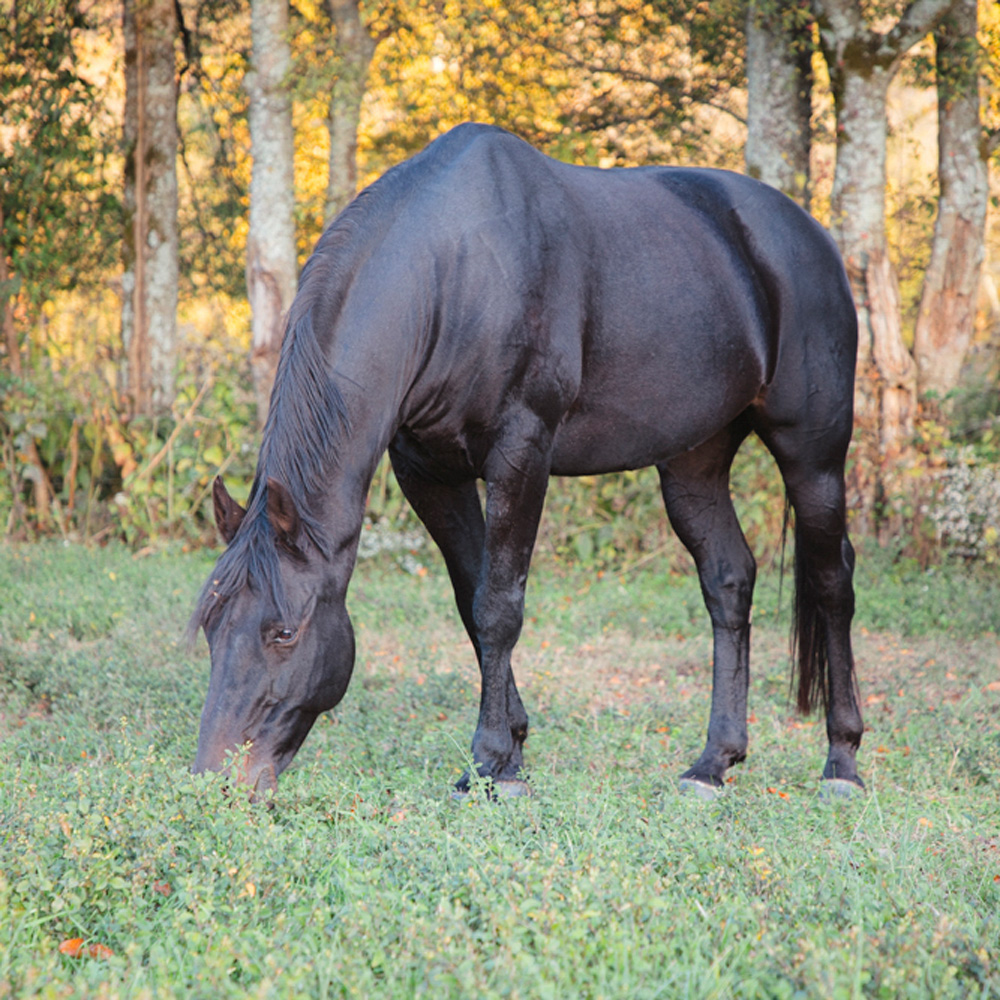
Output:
top-left (191, 477), bottom-right (355, 797)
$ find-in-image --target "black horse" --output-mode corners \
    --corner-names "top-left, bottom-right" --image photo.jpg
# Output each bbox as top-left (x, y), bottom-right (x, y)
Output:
top-left (192, 123), bottom-right (863, 800)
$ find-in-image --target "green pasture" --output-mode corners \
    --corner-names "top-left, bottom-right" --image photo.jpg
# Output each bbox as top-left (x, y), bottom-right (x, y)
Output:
top-left (1, 541), bottom-right (998, 999)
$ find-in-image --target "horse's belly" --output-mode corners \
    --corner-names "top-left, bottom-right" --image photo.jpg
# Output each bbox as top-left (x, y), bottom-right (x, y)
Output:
top-left (549, 385), bottom-right (757, 476)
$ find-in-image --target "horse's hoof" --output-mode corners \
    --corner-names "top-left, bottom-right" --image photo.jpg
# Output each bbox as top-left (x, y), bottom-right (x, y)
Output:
top-left (679, 777), bottom-right (723, 800)
top-left (450, 779), bottom-right (531, 801)
top-left (819, 778), bottom-right (864, 801)
top-left (493, 779), bottom-right (531, 798)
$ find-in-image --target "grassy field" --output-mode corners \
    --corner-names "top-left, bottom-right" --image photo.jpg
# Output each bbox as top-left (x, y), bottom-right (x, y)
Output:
top-left (1, 540), bottom-right (998, 999)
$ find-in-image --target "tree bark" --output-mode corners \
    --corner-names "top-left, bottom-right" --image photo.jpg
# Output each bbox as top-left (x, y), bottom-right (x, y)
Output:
top-left (831, 56), bottom-right (916, 461)
top-left (745, 0), bottom-right (813, 209)
top-left (247, 0), bottom-right (298, 426)
top-left (325, 0), bottom-right (376, 223)
top-left (143, 0), bottom-right (179, 414)
top-left (121, 0), bottom-right (139, 409)
top-left (121, 0), bottom-right (179, 418)
top-left (913, 0), bottom-right (987, 402)
top-left (812, 0), bottom-right (953, 531)
top-left (0, 203), bottom-right (19, 375)
top-left (1, 202), bottom-right (50, 527)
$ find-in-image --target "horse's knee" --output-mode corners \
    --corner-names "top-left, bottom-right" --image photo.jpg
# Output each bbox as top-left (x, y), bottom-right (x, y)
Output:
top-left (473, 585), bottom-right (525, 651)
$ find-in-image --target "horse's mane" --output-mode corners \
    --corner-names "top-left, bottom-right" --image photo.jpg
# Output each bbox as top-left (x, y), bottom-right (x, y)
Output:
top-left (187, 302), bottom-right (350, 637)
top-left (189, 171), bottom-right (414, 636)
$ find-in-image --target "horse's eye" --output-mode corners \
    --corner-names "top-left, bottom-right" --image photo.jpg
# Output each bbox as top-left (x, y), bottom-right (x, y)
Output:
top-left (273, 627), bottom-right (298, 646)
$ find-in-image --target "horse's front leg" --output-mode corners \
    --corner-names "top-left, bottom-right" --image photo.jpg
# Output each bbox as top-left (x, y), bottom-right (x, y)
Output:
top-left (388, 445), bottom-right (531, 794)
top-left (462, 429), bottom-right (551, 796)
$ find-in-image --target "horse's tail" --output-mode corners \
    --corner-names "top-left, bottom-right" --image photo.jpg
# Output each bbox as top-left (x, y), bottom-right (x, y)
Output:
top-left (787, 501), bottom-right (829, 715)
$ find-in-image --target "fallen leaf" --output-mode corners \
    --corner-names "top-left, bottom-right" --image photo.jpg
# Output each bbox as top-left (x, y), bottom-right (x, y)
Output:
top-left (58, 938), bottom-right (113, 959)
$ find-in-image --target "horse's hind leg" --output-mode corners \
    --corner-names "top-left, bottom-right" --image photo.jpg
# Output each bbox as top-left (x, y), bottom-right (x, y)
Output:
top-left (388, 445), bottom-right (529, 794)
top-left (657, 420), bottom-right (756, 792)
top-left (757, 424), bottom-right (864, 791)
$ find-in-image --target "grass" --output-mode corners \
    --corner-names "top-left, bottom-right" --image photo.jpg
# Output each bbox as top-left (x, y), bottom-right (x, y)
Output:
top-left (1, 540), bottom-right (999, 998)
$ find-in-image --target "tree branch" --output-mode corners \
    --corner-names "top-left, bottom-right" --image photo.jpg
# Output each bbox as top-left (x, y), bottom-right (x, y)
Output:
top-left (133, 376), bottom-right (213, 484)
top-left (486, 8), bottom-right (744, 130)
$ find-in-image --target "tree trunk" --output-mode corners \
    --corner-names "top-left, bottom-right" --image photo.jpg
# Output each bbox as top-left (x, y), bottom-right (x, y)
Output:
top-left (121, 0), bottom-right (179, 418)
top-left (829, 57), bottom-right (917, 468)
top-left (1, 203), bottom-right (50, 527)
top-left (247, 0), bottom-right (298, 427)
top-left (121, 0), bottom-right (139, 409)
top-left (0, 203), bottom-right (19, 375)
top-left (143, 0), bottom-right (179, 414)
top-left (745, 0), bottom-right (813, 209)
top-left (813, 0), bottom-right (953, 533)
top-left (325, 0), bottom-right (376, 223)
top-left (913, 0), bottom-right (987, 402)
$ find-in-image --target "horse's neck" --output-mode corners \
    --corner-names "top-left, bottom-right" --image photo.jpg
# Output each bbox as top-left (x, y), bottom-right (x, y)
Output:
top-left (280, 247), bottom-right (428, 548)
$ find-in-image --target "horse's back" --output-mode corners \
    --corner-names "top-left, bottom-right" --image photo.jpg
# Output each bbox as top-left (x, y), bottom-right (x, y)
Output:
top-left (390, 126), bottom-right (856, 475)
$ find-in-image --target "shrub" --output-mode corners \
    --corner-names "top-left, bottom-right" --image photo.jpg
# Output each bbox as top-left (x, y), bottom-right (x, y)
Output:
top-left (924, 451), bottom-right (1000, 562)
top-left (0, 319), bottom-right (258, 546)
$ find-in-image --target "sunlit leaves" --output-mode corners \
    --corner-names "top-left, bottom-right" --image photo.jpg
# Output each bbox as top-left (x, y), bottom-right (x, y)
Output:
top-left (358, 0), bottom-right (749, 180)
top-left (176, 1), bottom-right (251, 297)
top-left (0, 0), bottom-right (121, 314)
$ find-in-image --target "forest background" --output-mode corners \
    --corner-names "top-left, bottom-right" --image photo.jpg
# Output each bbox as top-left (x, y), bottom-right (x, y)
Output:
top-left (3, 0), bottom-right (1000, 569)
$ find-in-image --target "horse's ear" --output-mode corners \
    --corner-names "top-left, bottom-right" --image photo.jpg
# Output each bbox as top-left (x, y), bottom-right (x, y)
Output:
top-left (266, 477), bottom-right (302, 551)
top-left (213, 477), bottom-right (246, 544)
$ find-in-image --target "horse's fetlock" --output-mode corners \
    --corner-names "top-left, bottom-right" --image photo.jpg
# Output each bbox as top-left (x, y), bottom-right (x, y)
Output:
top-left (708, 732), bottom-right (748, 767)
top-left (473, 729), bottom-right (513, 762)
